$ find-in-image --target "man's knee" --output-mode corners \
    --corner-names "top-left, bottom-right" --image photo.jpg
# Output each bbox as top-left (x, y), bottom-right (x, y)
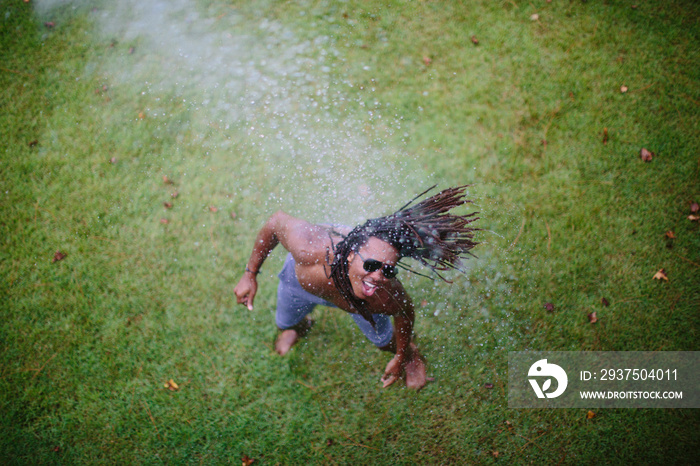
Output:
top-left (278, 316), bottom-right (314, 336)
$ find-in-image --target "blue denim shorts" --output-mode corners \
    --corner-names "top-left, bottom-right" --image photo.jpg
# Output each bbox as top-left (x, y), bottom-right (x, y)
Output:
top-left (276, 253), bottom-right (393, 347)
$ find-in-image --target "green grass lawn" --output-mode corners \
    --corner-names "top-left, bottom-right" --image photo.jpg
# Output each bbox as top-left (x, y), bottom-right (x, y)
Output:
top-left (2, 0), bottom-right (698, 463)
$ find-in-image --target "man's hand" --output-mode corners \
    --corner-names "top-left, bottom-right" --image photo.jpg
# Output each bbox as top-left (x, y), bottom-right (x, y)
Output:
top-left (381, 343), bottom-right (427, 390)
top-left (233, 273), bottom-right (257, 310)
top-left (381, 354), bottom-right (403, 388)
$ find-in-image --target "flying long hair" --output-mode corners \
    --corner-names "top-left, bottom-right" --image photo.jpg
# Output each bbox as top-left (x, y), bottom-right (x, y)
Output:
top-left (329, 185), bottom-right (479, 326)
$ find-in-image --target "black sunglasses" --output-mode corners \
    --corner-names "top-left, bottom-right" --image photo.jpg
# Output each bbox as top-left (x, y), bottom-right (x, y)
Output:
top-left (356, 252), bottom-right (398, 278)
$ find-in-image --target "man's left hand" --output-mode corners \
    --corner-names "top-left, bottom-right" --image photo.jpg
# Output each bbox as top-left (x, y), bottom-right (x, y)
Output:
top-left (381, 343), bottom-right (427, 390)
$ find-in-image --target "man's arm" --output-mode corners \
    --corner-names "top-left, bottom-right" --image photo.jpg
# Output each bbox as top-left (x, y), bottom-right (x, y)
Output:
top-left (380, 291), bottom-right (427, 390)
top-left (233, 211), bottom-right (327, 310)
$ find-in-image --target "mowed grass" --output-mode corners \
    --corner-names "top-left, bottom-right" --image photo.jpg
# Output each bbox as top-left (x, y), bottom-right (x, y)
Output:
top-left (2, 0), bottom-right (699, 464)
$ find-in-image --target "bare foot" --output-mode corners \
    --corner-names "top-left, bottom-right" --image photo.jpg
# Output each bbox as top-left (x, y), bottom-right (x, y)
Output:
top-left (275, 318), bottom-right (314, 355)
top-left (404, 344), bottom-right (427, 390)
top-left (275, 329), bottom-right (299, 355)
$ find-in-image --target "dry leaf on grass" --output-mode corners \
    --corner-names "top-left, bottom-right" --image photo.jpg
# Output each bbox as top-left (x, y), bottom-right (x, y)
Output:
top-left (52, 251), bottom-right (66, 263)
top-left (620, 85), bottom-right (629, 93)
top-left (640, 148), bottom-right (654, 162)
top-left (471, 35), bottom-right (479, 45)
top-left (587, 410), bottom-right (596, 419)
top-left (653, 269), bottom-right (668, 281)
top-left (601, 297), bottom-right (610, 307)
top-left (544, 302), bottom-right (555, 312)
top-left (241, 455), bottom-right (255, 466)
top-left (164, 379), bottom-right (179, 391)
top-left (587, 311), bottom-right (598, 323)
top-left (665, 231), bottom-right (676, 239)
top-left (602, 128), bottom-right (608, 145)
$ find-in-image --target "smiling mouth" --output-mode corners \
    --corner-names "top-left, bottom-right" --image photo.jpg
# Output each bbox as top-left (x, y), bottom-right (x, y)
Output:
top-left (362, 280), bottom-right (378, 296)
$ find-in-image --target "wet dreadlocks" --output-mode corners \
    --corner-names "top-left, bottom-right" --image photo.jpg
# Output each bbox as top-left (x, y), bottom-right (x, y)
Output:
top-left (329, 185), bottom-right (479, 326)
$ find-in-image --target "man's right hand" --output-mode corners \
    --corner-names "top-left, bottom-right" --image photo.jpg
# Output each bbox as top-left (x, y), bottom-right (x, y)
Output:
top-left (233, 273), bottom-right (258, 310)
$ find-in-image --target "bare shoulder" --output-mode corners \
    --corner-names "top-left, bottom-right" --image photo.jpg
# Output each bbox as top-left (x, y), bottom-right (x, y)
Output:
top-left (272, 211), bottom-right (335, 265)
top-left (370, 278), bottom-right (413, 316)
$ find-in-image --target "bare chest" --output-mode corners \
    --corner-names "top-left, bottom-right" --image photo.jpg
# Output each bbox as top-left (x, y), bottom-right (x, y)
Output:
top-left (294, 263), bottom-right (400, 315)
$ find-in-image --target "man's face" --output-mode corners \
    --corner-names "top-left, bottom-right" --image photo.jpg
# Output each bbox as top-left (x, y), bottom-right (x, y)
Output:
top-left (347, 236), bottom-right (399, 300)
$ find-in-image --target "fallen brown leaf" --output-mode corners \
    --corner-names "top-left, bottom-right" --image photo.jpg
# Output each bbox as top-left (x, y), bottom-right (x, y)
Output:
top-left (230, 211), bottom-right (237, 219)
top-left (587, 311), bottom-right (598, 324)
top-left (653, 269), bottom-right (668, 281)
top-left (164, 379), bottom-right (179, 391)
top-left (109, 157), bottom-right (117, 164)
top-left (326, 438), bottom-right (334, 446)
top-left (160, 218), bottom-right (169, 224)
top-left (689, 215), bottom-right (700, 222)
top-left (544, 302), bottom-right (555, 312)
top-left (52, 251), bottom-right (66, 263)
top-left (587, 410), bottom-right (596, 419)
top-left (620, 85), bottom-right (629, 93)
top-left (44, 22), bottom-right (55, 28)
top-left (420, 299), bottom-right (428, 307)
top-left (163, 175), bottom-right (174, 184)
top-left (690, 202), bottom-right (699, 213)
top-left (471, 35), bottom-right (479, 45)
top-left (601, 297), bottom-right (610, 307)
top-left (639, 148), bottom-right (654, 162)
top-left (530, 13), bottom-right (539, 21)
top-left (602, 127), bottom-right (608, 145)
top-left (423, 55), bottom-right (432, 66)
top-left (163, 202), bottom-right (173, 209)
top-left (138, 112), bottom-right (145, 120)
top-left (171, 191), bottom-right (179, 198)
top-left (665, 231), bottom-right (676, 239)
top-left (491, 451), bottom-right (499, 458)
top-left (241, 455), bottom-right (255, 466)
top-left (28, 139), bottom-right (38, 147)
top-left (209, 206), bottom-right (218, 213)
top-left (484, 383), bottom-right (494, 389)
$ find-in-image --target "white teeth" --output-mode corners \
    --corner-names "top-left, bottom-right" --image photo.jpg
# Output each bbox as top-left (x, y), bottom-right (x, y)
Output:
top-left (363, 281), bottom-right (377, 289)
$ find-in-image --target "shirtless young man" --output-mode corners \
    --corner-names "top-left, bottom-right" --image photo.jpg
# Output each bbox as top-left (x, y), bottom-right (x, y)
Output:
top-left (233, 186), bottom-right (478, 390)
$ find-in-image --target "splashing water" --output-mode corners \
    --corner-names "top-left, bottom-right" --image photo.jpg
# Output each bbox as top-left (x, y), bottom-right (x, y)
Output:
top-left (35, 0), bottom-right (431, 225)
